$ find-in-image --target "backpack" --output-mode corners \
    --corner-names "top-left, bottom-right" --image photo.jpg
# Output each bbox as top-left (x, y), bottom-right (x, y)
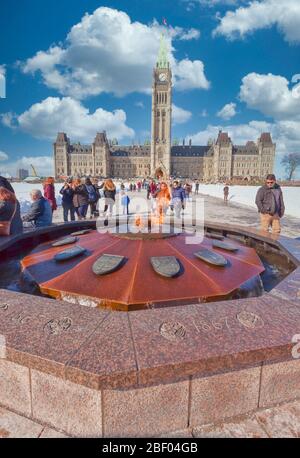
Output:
top-left (86, 185), bottom-right (97, 203)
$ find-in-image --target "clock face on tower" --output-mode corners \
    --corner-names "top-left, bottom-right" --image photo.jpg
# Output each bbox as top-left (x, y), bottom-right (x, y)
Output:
top-left (159, 73), bottom-right (167, 82)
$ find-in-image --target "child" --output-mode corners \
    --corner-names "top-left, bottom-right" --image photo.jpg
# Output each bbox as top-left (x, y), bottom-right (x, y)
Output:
top-left (121, 190), bottom-right (130, 215)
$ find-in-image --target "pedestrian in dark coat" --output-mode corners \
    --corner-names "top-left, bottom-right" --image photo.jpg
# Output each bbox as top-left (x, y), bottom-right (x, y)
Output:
top-left (43, 177), bottom-right (57, 213)
top-left (72, 179), bottom-right (89, 220)
top-left (255, 174), bottom-right (285, 234)
top-left (60, 178), bottom-right (75, 222)
top-left (85, 177), bottom-right (100, 219)
top-left (22, 189), bottom-right (52, 228)
top-left (0, 186), bottom-right (23, 235)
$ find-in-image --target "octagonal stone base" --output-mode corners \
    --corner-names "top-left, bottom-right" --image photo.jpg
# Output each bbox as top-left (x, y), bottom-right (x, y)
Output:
top-left (0, 221), bottom-right (299, 437)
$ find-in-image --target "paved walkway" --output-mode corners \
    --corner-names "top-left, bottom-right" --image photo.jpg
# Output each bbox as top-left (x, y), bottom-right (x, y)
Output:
top-left (52, 191), bottom-right (300, 239)
top-left (0, 406), bottom-right (68, 438)
top-left (1, 398), bottom-right (300, 438)
top-left (197, 192), bottom-right (300, 239)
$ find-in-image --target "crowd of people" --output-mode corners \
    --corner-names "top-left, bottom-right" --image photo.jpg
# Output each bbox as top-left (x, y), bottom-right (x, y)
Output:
top-left (0, 176), bottom-right (117, 235)
top-left (0, 174), bottom-right (285, 236)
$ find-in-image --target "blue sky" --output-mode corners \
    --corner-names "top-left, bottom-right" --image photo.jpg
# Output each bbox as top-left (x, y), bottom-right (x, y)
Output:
top-left (0, 0), bottom-right (299, 177)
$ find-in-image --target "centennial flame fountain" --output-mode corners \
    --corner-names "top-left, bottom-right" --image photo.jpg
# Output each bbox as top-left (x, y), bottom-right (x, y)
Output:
top-left (0, 214), bottom-right (300, 438)
top-left (20, 217), bottom-right (265, 311)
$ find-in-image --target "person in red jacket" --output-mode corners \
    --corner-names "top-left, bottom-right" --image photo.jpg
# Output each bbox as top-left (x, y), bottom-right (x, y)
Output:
top-left (43, 177), bottom-right (57, 213)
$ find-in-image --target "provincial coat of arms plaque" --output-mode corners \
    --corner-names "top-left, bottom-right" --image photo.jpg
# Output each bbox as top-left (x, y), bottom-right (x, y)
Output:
top-left (194, 248), bottom-right (227, 267)
top-left (93, 254), bottom-right (125, 276)
top-left (150, 256), bottom-right (181, 278)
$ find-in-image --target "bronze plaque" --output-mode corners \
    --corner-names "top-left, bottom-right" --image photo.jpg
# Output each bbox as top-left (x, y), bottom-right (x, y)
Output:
top-left (160, 321), bottom-right (186, 342)
top-left (212, 240), bottom-right (239, 252)
top-left (194, 248), bottom-right (227, 267)
top-left (205, 233), bottom-right (224, 241)
top-left (44, 317), bottom-right (72, 335)
top-left (52, 236), bottom-right (78, 247)
top-left (151, 256), bottom-right (181, 278)
top-left (54, 246), bottom-right (86, 262)
top-left (93, 254), bottom-right (125, 276)
top-left (237, 311), bottom-right (264, 329)
top-left (70, 229), bottom-right (92, 236)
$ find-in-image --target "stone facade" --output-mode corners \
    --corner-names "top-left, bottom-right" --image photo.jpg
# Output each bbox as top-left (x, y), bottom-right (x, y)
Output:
top-left (53, 39), bottom-right (275, 181)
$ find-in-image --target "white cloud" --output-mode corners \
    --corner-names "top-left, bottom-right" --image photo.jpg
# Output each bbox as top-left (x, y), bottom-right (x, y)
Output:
top-left (185, 2), bottom-right (195, 12)
top-left (2, 97), bottom-right (135, 142)
top-left (172, 104), bottom-right (192, 124)
top-left (0, 151), bottom-right (8, 161)
top-left (0, 65), bottom-right (6, 98)
top-left (213, 0), bottom-right (300, 44)
top-left (292, 74), bottom-right (300, 83)
top-left (188, 120), bottom-right (272, 145)
top-left (22, 7), bottom-right (209, 99)
top-left (176, 28), bottom-right (201, 40)
top-left (1, 156), bottom-right (54, 178)
top-left (217, 102), bottom-right (237, 120)
top-left (239, 72), bottom-right (300, 120)
top-left (135, 101), bottom-right (145, 109)
top-left (174, 59), bottom-right (210, 91)
top-left (1, 112), bottom-right (16, 129)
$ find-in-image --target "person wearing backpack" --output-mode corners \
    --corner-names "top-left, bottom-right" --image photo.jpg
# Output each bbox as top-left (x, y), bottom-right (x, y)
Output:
top-left (85, 177), bottom-right (99, 219)
top-left (72, 178), bottom-right (89, 220)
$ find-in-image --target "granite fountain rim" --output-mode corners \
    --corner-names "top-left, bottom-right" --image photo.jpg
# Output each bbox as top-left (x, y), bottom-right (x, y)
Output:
top-left (0, 220), bottom-right (299, 391)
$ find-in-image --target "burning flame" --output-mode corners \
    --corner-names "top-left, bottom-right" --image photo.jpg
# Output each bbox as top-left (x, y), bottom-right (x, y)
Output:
top-left (135, 215), bottom-right (144, 229)
top-left (134, 212), bottom-right (165, 230)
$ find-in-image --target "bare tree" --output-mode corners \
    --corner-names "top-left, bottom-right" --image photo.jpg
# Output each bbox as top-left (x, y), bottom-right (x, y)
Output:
top-left (281, 153), bottom-right (300, 180)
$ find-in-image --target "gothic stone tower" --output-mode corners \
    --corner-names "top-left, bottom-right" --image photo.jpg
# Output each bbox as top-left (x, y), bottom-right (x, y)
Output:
top-left (151, 35), bottom-right (172, 178)
top-left (93, 132), bottom-right (110, 177)
top-left (54, 133), bottom-right (69, 178)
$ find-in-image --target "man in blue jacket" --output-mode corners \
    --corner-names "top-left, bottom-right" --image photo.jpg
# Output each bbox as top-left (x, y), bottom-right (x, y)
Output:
top-left (171, 181), bottom-right (186, 218)
top-left (22, 189), bottom-right (53, 227)
top-left (60, 178), bottom-right (75, 222)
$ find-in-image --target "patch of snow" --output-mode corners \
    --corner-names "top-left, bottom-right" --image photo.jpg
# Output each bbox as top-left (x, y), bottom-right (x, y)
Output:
top-left (193, 184), bottom-right (299, 219)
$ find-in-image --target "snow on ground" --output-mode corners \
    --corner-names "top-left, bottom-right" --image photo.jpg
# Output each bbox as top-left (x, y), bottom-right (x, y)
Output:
top-left (10, 182), bottom-right (300, 219)
top-left (195, 184), bottom-right (299, 219)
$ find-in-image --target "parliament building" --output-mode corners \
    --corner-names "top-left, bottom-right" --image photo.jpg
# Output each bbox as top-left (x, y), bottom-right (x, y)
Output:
top-left (54, 37), bottom-right (276, 181)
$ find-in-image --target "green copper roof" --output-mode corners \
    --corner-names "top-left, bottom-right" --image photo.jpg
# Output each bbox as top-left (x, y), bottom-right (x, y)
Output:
top-left (157, 34), bottom-right (169, 69)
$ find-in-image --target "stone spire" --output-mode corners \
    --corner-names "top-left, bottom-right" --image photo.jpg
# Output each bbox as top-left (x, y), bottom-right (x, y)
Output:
top-left (157, 34), bottom-right (169, 69)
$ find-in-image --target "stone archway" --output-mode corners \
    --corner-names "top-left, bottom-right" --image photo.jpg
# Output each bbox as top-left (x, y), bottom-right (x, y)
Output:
top-left (155, 167), bottom-right (164, 179)
top-left (154, 163), bottom-right (168, 180)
